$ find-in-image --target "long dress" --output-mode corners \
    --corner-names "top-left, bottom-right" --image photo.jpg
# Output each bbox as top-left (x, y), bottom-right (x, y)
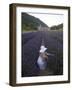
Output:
top-left (37, 55), bottom-right (47, 70)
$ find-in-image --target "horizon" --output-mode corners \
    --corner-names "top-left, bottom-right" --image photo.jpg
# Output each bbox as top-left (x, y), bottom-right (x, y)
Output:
top-left (23, 12), bottom-right (64, 27)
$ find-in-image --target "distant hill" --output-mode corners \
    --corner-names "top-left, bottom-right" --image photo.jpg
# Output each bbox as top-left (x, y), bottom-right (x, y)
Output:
top-left (50, 23), bottom-right (63, 30)
top-left (22, 13), bottom-right (48, 31)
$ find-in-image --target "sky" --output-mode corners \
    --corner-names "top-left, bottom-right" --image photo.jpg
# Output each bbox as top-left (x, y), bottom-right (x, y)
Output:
top-left (27, 13), bottom-right (64, 27)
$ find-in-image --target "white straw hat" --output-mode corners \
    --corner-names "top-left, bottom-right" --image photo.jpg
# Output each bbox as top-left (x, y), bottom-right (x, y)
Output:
top-left (39, 45), bottom-right (47, 53)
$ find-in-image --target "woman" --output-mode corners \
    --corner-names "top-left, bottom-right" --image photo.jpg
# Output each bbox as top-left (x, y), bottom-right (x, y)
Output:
top-left (37, 45), bottom-right (48, 70)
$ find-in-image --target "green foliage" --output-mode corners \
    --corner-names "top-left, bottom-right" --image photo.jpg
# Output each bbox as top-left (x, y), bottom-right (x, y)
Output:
top-left (50, 23), bottom-right (63, 30)
top-left (21, 13), bottom-right (48, 32)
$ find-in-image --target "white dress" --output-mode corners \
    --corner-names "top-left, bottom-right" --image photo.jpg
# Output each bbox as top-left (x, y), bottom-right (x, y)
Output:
top-left (37, 56), bottom-right (47, 70)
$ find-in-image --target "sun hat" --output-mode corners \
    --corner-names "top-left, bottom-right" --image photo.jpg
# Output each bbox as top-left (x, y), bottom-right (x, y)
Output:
top-left (39, 45), bottom-right (47, 53)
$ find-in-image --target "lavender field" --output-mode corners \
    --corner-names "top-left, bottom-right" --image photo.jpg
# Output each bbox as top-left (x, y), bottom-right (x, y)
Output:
top-left (22, 30), bottom-right (63, 77)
